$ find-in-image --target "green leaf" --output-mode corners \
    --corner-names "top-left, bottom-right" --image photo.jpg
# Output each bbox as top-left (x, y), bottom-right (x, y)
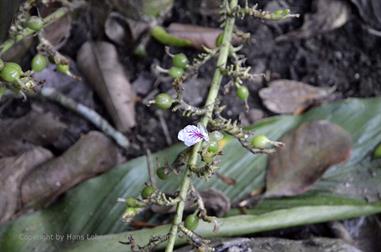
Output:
top-left (1, 98), bottom-right (381, 252)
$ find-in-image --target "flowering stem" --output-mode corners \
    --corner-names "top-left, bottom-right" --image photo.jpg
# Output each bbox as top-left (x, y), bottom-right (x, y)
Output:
top-left (164, 0), bottom-right (238, 251)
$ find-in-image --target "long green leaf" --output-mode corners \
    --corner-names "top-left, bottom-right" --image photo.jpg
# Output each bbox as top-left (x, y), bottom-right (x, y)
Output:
top-left (65, 202), bottom-right (381, 252)
top-left (1, 98), bottom-right (381, 252)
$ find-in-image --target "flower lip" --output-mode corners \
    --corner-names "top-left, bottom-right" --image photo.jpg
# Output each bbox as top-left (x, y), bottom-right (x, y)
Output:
top-left (178, 124), bottom-right (209, 147)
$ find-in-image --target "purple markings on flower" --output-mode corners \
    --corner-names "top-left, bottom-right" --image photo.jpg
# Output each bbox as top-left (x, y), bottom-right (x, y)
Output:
top-left (178, 125), bottom-right (209, 147)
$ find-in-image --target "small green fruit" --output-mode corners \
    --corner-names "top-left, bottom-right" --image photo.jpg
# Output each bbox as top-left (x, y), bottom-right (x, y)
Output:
top-left (126, 197), bottom-right (142, 208)
top-left (31, 54), bottom-right (48, 72)
top-left (374, 144), bottom-right (381, 159)
top-left (0, 58), bottom-right (4, 71)
top-left (172, 53), bottom-right (189, 69)
top-left (26, 16), bottom-right (44, 31)
top-left (207, 141), bottom-right (219, 154)
top-left (272, 9), bottom-right (290, 18)
top-left (141, 185), bottom-right (155, 199)
top-left (155, 93), bottom-right (173, 110)
top-left (251, 135), bottom-right (270, 149)
top-left (0, 62), bottom-right (22, 83)
top-left (209, 131), bottom-right (223, 141)
top-left (156, 167), bottom-right (169, 180)
top-left (56, 64), bottom-right (70, 74)
top-left (236, 85), bottom-right (249, 101)
top-left (184, 213), bottom-right (199, 231)
top-left (6, 62), bottom-right (23, 73)
top-left (168, 66), bottom-right (184, 79)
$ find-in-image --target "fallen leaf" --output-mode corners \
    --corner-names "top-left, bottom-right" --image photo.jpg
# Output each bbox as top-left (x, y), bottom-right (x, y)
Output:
top-left (265, 120), bottom-right (352, 197)
top-left (199, 188), bottom-right (231, 217)
top-left (0, 147), bottom-right (53, 223)
top-left (109, 0), bottom-right (174, 20)
top-left (0, 107), bottom-right (67, 157)
top-left (259, 79), bottom-right (334, 114)
top-left (350, 0), bottom-right (381, 32)
top-left (276, 0), bottom-right (351, 41)
top-left (105, 12), bottom-right (149, 47)
top-left (77, 41), bottom-right (136, 131)
top-left (40, 3), bottom-right (72, 49)
top-left (20, 131), bottom-right (120, 209)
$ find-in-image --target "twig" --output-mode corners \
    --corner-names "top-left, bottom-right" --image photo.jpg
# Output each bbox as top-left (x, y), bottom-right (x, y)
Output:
top-left (0, 7), bottom-right (69, 56)
top-left (156, 110), bottom-right (172, 145)
top-left (39, 87), bottom-right (129, 149)
top-left (165, 1), bottom-right (238, 251)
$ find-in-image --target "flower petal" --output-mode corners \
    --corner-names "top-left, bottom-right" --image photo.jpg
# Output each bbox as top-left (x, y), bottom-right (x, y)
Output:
top-left (178, 125), bottom-right (207, 147)
top-left (198, 124), bottom-right (209, 142)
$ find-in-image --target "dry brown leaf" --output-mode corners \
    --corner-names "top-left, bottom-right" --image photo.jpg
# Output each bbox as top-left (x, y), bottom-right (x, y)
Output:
top-left (276, 0), bottom-right (351, 41)
top-left (109, 0), bottom-right (173, 20)
top-left (21, 131), bottom-right (120, 209)
top-left (0, 147), bottom-right (53, 223)
top-left (77, 41), bottom-right (136, 131)
top-left (167, 23), bottom-right (223, 50)
top-left (259, 79), bottom-right (334, 114)
top-left (105, 12), bottom-right (149, 46)
top-left (199, 189), bottom-right (231, 217)
top-left (0, 107), bottom-right (67, 157)
top-left (40, 3), bottom-right (72, 49)
top-left (265, 121), bottom-right (352, 197)
top-left (350, 0), bottom-right (381, 32)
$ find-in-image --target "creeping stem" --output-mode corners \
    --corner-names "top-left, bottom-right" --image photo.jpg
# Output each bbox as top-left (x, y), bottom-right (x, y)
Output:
top-left (164, 0), bottom-right (238, 251)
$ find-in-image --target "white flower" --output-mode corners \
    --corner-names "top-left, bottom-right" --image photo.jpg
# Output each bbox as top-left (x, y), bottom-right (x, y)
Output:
top-left (178, 124), bottom-right (209, 147)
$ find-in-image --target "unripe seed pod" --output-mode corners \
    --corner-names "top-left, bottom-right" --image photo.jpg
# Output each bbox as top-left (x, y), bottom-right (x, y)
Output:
top-left (207, 141), bottom-right (219, 154)
top-left (26, 16), bottom-right (44, 31)
top-left (56, 64), bottom-right (70, 75)
top-left (236, 85), bottom-right (249, 101)
top-left (155, 93), bottom-right (173, 110)
top-left (126, 197), bottom-right (142, 208)
top-left (172, 53), bottom-right (189, 69)
top-left (209, 131), bottom-right (223, 141)
top-left (168, 66), bottom-right (184, 79)
top-left (251, 135), bottom-right (270, 149)
top-left (156, 167), bottom-right (169, 180)
top-left (31, 54), bottom-right (48, 72)
top-left (184, 213), bottom-right (199, 231)
top-left (0, 62), bottom-right (22, 83)
top-left (141, 185), bottom-right (155, 199)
